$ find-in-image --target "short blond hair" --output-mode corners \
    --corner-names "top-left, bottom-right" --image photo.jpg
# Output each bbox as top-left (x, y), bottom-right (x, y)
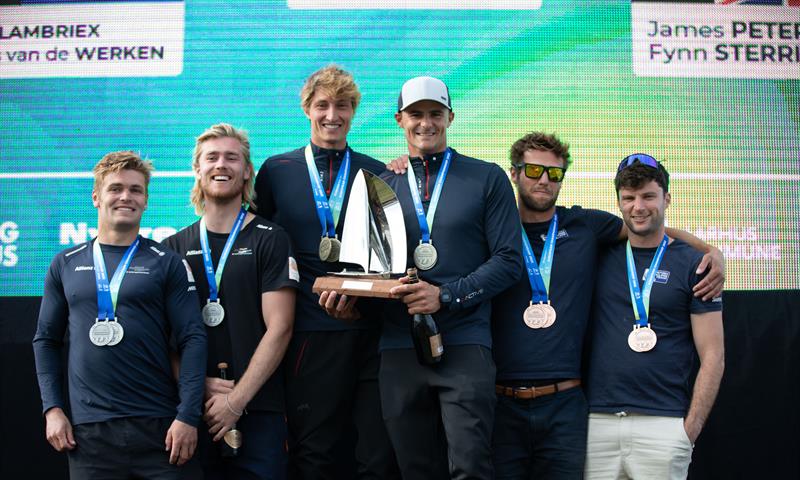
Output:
top-left (300, 65), bottom-right (361, 113)
top-left (190, 123), bottom-right (254, 215)
top-left (93, 151), bottom-right (153, 194)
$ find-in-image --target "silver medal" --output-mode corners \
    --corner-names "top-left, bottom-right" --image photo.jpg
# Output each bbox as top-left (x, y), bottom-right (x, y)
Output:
top-left (319, 236), bottom-right (332, 261)
top-left (413, 242), bottom-right (438, 271)
top-left (202, 301), bottom-right (225, 327)
top-left (89, 320), bottom-right (113, 346)
top-left (106, 319), bottom-right (125, 346)
top-left (628, 324), bottom-right (657, 352)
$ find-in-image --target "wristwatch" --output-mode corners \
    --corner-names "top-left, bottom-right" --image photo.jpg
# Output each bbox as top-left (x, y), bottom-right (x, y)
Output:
top-left (439, 286), bottom-right (453, 307)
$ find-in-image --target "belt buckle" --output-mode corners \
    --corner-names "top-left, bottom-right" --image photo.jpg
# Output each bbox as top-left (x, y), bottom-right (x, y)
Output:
top-left (514, 386), bottom-right (532, 400)
top-left (511, 387), bottom-right (530, 400)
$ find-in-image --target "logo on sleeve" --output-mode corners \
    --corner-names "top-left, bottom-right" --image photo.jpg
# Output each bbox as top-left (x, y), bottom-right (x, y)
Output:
top-left (256, 224), bottom-right (273, 231)
top-left (288, 257), bottom-right (300, 282)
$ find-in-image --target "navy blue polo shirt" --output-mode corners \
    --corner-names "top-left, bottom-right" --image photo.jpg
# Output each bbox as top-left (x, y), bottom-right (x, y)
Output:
top-left (253, 142), bottom-right (385, 332)
top-left (492, 206), bottom-right (622, 381)
top-left (33, 238), bottom-right (207, 427)
top-left (379, 149), bottom-right (522, 350)
top-left (586, 239), bottom-right (723, 417)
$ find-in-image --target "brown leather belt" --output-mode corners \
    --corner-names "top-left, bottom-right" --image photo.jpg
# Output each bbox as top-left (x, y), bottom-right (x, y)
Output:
top-left (495, 379), bottom-right (581, 400)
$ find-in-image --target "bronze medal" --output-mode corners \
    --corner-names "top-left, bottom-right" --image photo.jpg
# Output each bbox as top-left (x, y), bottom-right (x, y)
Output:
top-left (541, 302), bottom-right (557, 328)
top-left (523, 303), bottom-right (548, 329)
top-left (628, 324), bottom-right (657, 352)
top-left (202, 301), bottom-right (225, 327)
top-left (413, 242), bottom-right (438, 271)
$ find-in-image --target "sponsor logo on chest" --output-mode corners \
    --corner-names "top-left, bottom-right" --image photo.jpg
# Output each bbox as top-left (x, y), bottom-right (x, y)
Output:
top-left (643, 268), bottom-right (671, 284)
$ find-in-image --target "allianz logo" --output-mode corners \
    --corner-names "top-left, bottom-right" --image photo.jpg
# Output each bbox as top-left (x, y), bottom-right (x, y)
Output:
top-left (60, 223), bottom-right (177, 245)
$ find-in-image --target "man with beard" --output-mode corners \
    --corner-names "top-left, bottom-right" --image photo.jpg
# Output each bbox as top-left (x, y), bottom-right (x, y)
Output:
top-left (583, 156), bottom-right (724, 479)
top-left (253, 65), bottom-right (399, 479)
top-left (490, 134), bottom-right (724, 479)
top-left (164, 123), bottom-right (299, 479)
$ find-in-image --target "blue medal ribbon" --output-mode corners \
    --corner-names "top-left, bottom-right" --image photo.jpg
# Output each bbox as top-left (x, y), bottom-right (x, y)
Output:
top-left (304, 144), bottom-right (351, 238)
top-left (92, 236), bottom-right (141, 320)
top-left (406, 148), bottom-right (452, 244)
top-left (199, 207), bottom-right (247, 302)
top-left (520, 213), bottom-right (558, 304)
top-left (625, 235), bottom-right (669, 326)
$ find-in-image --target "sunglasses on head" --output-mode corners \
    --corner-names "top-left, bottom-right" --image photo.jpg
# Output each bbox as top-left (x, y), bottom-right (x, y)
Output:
top-left (516, 163), bottom-right (566, 183)
top-left (617, 153), bottom-right (659, 172)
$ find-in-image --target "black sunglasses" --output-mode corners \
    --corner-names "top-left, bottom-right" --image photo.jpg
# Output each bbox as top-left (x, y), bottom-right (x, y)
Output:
top-left (617, 153), bottom-right (659, 172)
top-left (515, 163), bottom-right (566, 183)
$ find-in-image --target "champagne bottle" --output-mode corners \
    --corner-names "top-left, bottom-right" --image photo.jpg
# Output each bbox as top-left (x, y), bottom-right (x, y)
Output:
top-left (407, 268), bottom-right (444, 365)
top-left (218, 362), bottom-right (242, 457)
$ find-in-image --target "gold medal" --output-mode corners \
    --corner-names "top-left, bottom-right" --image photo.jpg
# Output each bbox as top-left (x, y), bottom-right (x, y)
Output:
top-left (628, 324), bottom-right (657, 352)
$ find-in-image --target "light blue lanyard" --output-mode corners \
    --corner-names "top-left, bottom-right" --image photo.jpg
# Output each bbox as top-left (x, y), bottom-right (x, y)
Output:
top-left (304, 144), bottom-right (351, 238)
top-left (199, 207), bottom-right (247, 302)
top-left (626, 235), bottom-right (669, 326)
top-left (406, 148), bottom-right (452, 244)
top-left (520, 213), bottom-right (558, 303)
top-left (92, 237), bottom-right (140, 320)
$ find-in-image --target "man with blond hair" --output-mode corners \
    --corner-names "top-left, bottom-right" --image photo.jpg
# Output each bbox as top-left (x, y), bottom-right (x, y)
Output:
top-left (253, 66), bottom-right (399, 479)
top-left (33, 151), bottom-right (207, 479)
top-left (164, 124), bottom-right (299, 479)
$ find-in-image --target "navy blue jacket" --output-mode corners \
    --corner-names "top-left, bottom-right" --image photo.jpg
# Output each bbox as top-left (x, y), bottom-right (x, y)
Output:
top-left (379, 149), bottom-right (522, 350)
top-left (253, 142), bottom-right (385, 332)
top-left (33, 238), bottom-right (207, 426)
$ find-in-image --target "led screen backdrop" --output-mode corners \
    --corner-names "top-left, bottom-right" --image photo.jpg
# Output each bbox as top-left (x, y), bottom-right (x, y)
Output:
top-left (1, 0), bottom-right (798, 295)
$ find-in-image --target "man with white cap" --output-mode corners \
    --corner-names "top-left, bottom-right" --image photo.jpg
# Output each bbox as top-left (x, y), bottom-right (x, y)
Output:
top-left (377, 76), bottom-right (522, 479)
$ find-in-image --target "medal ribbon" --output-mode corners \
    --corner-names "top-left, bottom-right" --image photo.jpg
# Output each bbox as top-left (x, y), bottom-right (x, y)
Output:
top-left (199, 207), bottom-right (247, 302)
top-left (520, 213), bottom-right (558, 304)
top-left (92, 236), bottom-right (140, 320)
top-left (406, 148), bottom-right (452, 244)
top-left (304, 144), bottom-right (351, 238)
top-left (625, 235), bottom-right (669, 326)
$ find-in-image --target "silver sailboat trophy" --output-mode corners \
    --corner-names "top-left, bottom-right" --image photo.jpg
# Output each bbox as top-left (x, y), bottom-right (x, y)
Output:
top-left (312, 169), bottom-right (407, 298)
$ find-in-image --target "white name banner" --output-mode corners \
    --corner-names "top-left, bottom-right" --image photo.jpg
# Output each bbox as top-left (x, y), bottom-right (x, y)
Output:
top-left (0, 1), bottom-right (184, 79)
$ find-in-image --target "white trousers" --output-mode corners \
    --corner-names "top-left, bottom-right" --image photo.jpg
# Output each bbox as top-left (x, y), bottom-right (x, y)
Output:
top-left (585, 412), bottom-right (694, 480)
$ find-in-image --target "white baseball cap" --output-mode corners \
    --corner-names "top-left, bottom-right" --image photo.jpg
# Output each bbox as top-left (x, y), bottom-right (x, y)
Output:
top-left (397, 76), bottom-right (452, 112)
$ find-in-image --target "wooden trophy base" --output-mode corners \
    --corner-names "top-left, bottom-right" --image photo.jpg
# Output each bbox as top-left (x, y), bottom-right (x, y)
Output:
top-left (312, 274), bottom-right (402, 299)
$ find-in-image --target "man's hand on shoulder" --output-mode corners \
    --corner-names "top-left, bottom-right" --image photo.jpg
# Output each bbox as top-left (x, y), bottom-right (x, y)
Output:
top-left (385, 154), bottom-right (409, 174)
top-left (44, 407), bottom-right (76, 452)
top-left (164, 419), bottom-right (197, 465)
top-left (693, 246), bottom-right (725, 301)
